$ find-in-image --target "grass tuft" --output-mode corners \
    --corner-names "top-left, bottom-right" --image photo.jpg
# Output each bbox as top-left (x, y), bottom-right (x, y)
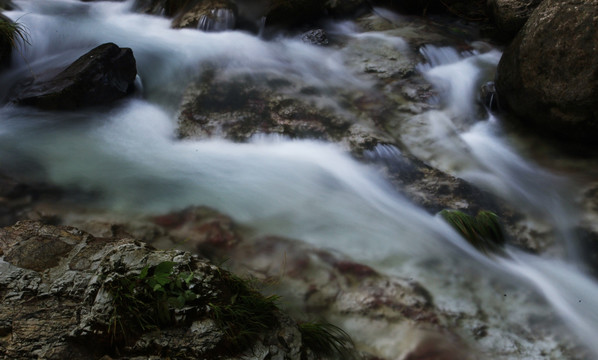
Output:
top-left (298, 321), bottom-right (356, 360)
top-left (104, 261), bottom-right (198, 346)
top-left (439, 209), bottom-right (505, 255)
top-left (0, 17), bottom-right (30, 49)
top-left (209, 272), bottom-right (280, 352)
top-left (105, 262), bottom-right (282, 354)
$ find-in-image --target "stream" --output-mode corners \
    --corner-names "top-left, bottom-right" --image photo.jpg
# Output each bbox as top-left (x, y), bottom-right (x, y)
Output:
top-left (1, 0), bottom-right (597, 358)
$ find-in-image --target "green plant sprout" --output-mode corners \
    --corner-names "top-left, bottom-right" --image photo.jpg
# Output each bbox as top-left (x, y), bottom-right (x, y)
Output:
top-left (208, 272), bottom-right (280, 352)
top-left (0, 17), bottom-right (30, 49)
top-left (439, 209), bottom-right (505, 255)
top-left (106, 261), bottom-right (281, 353)
top-left (105, 261), bottom-right (197, 345)
top-left (298, 321), bottom-right (356, 360)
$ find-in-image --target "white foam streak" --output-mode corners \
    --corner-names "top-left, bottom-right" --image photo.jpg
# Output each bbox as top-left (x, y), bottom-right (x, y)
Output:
top-left (500, 252), bottom-right (598, 355)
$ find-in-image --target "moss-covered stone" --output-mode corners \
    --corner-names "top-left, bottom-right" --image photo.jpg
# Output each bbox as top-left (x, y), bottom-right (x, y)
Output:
top-left (0, 221), bottom-right (311, 359)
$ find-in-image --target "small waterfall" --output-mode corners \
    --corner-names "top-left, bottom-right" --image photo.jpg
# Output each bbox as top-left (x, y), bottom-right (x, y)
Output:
top-left (257, 16), bottom-right (266, 37)
top-left (197, 8), bottom-right (236, 32)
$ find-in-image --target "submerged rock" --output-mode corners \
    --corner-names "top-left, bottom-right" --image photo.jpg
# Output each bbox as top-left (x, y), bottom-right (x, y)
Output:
top-left (178, 70), bottom-right (354, 142)
top-left (14, 43), bottom-right (137, 110)
top-left (495, 0), bottom-right (598, 144)
top-left (0, 220), bottom-right (310, 359)
top-left (0, 173), bottom-right (62, 227)
top-left (175, 10), bottom-right (543, 251)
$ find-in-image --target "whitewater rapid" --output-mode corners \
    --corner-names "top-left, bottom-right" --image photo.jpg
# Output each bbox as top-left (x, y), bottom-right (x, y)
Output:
top-left (2, 0), bottom-right (598, 357)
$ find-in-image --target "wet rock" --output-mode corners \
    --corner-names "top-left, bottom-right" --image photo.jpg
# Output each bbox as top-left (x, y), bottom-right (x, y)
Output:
top-left (174, 10), bottom-right (539, 250)
top-left (479, 81), bottom-right (498, 110)
top-left (14, 43), bottom-right (137, 110)
top-left (486, 0), bottom-right (543, 40)
top-left (120, 207), bottom-right (471, 359)
top-left (0, 220), bottom-right (309, 360)
top-left (177, 70), bottom-right (353, 142)
top-left (576, 182), bottom-right (598, 277)
top-left (75, 205), bottom-right (582, 360)
top-left (265, 0), bottom-right (326, 28)
top-left (301, 29), bottom-right (328, 46)
top-left (495, 0), bottom-right (598, 145)
top-left (172, 0), bottom-right (237, 31)
top-left (0, 173), bottom-right (62, 227)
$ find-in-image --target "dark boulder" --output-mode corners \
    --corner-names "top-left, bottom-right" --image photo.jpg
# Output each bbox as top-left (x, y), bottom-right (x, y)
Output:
top-left (14, 42), bottom-right (137, 110)
top-left (377, 0), bottom-right (486, 18)
top-left (265, 0), bottom-right (326, 27)
top-left (486, 0), bottom-right (543, 40)
top-left (0, 14), bottom-right (14, 69)
top-left (265, 0), bottom-right (368, 27)
top-left (495, 0), bottom-right (598, 144)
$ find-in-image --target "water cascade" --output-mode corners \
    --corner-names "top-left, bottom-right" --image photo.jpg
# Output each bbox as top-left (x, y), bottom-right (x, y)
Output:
top-left (198, 8), bottom-right (236, 32)
top-left (1, 0), bottom-right (597, 358)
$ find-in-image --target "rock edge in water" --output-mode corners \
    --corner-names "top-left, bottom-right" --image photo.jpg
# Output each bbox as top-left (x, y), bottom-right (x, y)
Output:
top-left (496, 0), bottom-right (598, 145)
top-left (14, 42), bottom-right (137, 110)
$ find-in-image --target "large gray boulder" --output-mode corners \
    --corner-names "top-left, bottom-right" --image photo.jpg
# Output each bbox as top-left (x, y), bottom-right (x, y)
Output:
top-left (0, 220), bottom-right (310, 359)
top-left (486, 0), bottom-right (543, 40)
top-left (14, 43), bottom-right (137, 110)
top-left (495, 0), bottom-right (598, 144)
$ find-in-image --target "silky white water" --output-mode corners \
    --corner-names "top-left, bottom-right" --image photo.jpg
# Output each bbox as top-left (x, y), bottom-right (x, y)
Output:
top-left (2, 0), bottom-right (597, 357)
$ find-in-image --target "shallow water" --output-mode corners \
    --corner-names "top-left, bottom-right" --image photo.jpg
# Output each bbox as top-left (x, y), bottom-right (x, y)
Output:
top-left (2, 0), bottom-right (598, 357)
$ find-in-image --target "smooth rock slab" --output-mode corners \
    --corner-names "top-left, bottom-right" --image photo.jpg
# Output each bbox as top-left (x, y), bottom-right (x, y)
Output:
top-left (15, 42), bottom-right (137, 110)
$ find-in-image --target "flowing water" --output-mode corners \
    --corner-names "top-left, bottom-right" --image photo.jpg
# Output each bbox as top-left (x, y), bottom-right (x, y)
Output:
top-left (2, 1), bottom-right (597, 358)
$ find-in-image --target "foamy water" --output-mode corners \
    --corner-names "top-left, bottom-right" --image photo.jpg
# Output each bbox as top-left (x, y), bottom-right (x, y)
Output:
top-left (2, 1), bottom-right (597, 357)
